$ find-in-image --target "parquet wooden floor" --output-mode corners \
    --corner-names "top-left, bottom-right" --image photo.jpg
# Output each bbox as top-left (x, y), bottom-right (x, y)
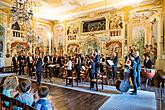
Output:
top-left (19, 79), bottom-right (109, 110)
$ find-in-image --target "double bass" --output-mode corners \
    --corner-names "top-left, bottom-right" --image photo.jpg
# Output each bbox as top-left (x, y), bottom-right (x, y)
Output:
top-left (116, 59), bottom-right (131, 92)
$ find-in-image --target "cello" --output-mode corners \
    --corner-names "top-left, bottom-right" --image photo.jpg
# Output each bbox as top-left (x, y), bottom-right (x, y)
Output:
top-left (116, 59), bottom-right (131, 92)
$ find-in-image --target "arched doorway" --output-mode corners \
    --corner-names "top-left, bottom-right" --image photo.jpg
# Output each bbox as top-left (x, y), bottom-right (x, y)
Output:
top-left (105, 41), bottom-right (122, 58)
top-left (0, 25), bottom-right (5, 67)
top-left (82, 36), bottom-right (101, 55)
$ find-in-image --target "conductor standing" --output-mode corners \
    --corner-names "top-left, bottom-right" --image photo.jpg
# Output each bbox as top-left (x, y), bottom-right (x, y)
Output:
top-left (36, 54), bottom-right (42, 84)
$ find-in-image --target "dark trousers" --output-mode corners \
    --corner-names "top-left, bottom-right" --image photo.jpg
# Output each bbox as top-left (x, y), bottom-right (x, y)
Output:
top-left (19, 64), bottom-right (22, 75)
top-left (107, 66), bottom-right (111, 79)
top-left (67, 70), bottom-right (72, 83)
top-left (22, 64), bottom-right (25, 74)
top-left (90, 72), bottom-right (97, 88)
top-left (136, 69), bottom-right (141, 87)
top-left (13, 64), bottom-right (17, 73)
top-left (45, 63), bottom-right (49, 78)
top-left (112, 66), bottom-right (117, 80)
top-left (131, 72), bottom-right (137, 93)
top-left (76, 65), bottom-right (81, 80)
top-left (28, 63), bottom-right (34, 77)
top-left (55, 67), bottom-right (60, 77)
top-left (36, 71), bottom-right (42, 84)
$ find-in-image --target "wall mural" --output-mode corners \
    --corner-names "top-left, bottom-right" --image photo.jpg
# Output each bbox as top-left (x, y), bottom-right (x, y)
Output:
top-left (66, 21), bottom-right (79, 35)
top-left (109, 15), bottom-right (123, 36)
top-left (106, 41), bottom-right (122, 58)
top-left (35, 23), bottom-right (50, 55)
top-left (55, 24), bottom-right (64, 55)
top-left (82, 18), bottom-right (106, 32)
top-left (11, 42), bottom-right (30, 53)
top-left (132, 26), bottom-right (145, 52)
top-left (67, 44), bottom-right (79, 56)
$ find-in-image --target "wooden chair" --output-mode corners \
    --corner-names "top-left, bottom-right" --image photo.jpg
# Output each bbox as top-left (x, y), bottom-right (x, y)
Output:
top-left (0, 93), bottom-right (12, 110)
top-left (11, 98), bottom-right (35, 110)
top-left (0, 93), bottom-right (35, 110)
top-left (66, 70), bottom-right (78, 87)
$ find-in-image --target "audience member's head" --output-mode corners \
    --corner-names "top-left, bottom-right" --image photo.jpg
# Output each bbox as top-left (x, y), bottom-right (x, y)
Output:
top-left (19, 80), bottom-right (32, 93)
top-left (3, 75), bottom-right (19, 90)
top-left (38, 86), bottom-right (49, 98)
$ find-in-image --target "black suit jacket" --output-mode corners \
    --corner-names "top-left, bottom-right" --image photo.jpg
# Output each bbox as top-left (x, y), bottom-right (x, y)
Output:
top-left (144, 59), bottom-right (153, 69)
top-left (12, 57), bottom-right (17, 65)
top-left (44, 56), bottom-right (52, 64)
top-left (17, 56), bottom-right (23, 65)
top-left (27, 56), bottom-right (35, 66)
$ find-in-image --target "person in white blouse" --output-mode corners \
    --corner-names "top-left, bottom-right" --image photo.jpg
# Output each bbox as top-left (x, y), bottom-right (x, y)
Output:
top-left (67, 57), bottom-right (72, 84)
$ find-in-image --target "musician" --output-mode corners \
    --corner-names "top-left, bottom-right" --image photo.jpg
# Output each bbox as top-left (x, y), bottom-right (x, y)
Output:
top-left (106, 54), bottom-right (111, 79)
top-left (94, 49), bottom-right (100, 76)
top-left (36, 54), bottom-right (42, 84)
top-left (17, 52), bottom-right (23, 75)
top-left (100, 54), bottom-right (105, 75)
top-left (75, 54), bottom-right (81, 80)
top-left (53, 54), bottom-right (57, 64)
top-left (144, 55), bottom-right (153, 69)
top-left (22, 53), bottom-right (26, 75)
top-left (12, 54), bottom-right (18, 73)
top-left (44, 53), bottom-right (52, 78)
top-left (129, 55), bottom-right (138, 95)
top-left (134, 51), bottom-right (141, 89)
top-left (27, 52), bottom-right (35, 77)
top-left (89, 56), bottom-right (96, 88)
top-left (67, 56), bottom-right (72, 84)
top-left (112, 52), bottom-right (118, 81)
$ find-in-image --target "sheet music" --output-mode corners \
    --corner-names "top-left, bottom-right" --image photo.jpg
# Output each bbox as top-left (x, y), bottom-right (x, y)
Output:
top-left (107, 60), bottom-right (114, 66)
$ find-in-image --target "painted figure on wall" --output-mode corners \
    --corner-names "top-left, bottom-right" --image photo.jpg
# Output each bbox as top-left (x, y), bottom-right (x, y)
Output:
top-left (67, 44), bottom-right (79, 56)
top-left (106, 41), bottom-right (122, 58)
top-left (82, 18), bottom-right (106, 32)
top-left (109, 15), bottom-right (123, 29)
top-left (66, 21), bottom-right (79, 35)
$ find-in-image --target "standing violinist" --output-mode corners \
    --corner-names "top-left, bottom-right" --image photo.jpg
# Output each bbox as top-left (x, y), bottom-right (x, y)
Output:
top-left (129, 54), bottom-right (138, 95)
top-left (134, 51), bottom-right (141, 89)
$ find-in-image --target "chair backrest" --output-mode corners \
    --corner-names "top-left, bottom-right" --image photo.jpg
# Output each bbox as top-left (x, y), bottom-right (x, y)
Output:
top-left (0, 93), bottom-right (13, 110)
top-left (12, 98), bottom-right (36, 110)
top-left (0, 93), bottom-right (36, 110)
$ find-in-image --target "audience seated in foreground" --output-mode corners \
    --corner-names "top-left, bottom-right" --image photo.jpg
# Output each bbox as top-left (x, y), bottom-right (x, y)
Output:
top-left (2, 75), bottom-right (19, 107)
top-left (34, 86), bottom-right (55, 110)
top-left (15, 79), bottom-right (34, 109)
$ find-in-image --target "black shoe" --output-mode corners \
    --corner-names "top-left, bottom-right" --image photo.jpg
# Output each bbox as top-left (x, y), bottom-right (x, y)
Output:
top-left (131, 92), bottom-right (137, 95)
top-left (137, 86), bottom-right (141, 90)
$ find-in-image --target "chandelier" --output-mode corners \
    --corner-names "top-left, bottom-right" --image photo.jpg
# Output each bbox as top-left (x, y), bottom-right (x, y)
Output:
top-left (10, 0), bottom-right (33, 29)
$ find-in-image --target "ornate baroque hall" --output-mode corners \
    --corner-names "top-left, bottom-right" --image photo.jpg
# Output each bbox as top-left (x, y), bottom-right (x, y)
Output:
top-left (0, 0), bottom-right (165, 110)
